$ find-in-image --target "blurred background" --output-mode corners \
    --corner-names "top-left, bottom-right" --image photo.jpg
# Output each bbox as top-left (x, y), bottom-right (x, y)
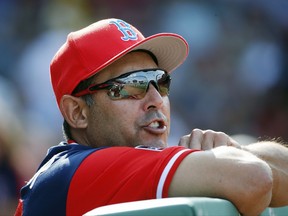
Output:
top-left (0, 0), bottom-right (287, 214)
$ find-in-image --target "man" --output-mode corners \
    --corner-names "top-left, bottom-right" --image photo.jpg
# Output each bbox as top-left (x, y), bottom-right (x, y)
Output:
top-left (15, 18), bottom-right (288, 216)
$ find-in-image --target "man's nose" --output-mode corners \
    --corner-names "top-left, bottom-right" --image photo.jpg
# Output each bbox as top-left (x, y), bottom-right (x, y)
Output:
top-left (143, 83), bottom-right (164, 110)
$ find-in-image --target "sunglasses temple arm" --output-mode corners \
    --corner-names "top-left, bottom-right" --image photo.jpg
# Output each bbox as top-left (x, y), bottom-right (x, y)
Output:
top-left (73, 89), bottom-right (92, 97)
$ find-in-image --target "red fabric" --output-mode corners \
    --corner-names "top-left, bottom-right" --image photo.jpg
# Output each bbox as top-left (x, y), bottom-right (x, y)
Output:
top-left (66, 146), bottom-right (195, 215)
top-left (14, 199), bottom-right (23, 216)
top-left (161, 150), bottom-right (193, 198)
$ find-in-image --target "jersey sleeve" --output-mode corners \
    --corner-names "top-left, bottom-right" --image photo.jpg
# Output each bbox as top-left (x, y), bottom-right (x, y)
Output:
top-left (66, 146), bottom-right (197, 215)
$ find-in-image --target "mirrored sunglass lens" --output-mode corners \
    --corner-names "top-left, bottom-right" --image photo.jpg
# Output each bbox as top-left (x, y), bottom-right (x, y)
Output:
top-left (108, 81), bottom-right (148, 100)
top-left (156, 73), bottom-right (170, 95)
top-left (108, 70), bottom-right (170, 99)
top-left (117, 76), bottom-right (148, 99)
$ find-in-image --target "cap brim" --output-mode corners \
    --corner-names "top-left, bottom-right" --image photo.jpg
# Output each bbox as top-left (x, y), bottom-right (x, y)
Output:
top-left (131, 33), bottom-right (189, 73)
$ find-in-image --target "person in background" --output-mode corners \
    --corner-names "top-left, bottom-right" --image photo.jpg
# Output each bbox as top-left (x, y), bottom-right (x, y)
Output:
top-left (15, 18), bottom-right (288, 216)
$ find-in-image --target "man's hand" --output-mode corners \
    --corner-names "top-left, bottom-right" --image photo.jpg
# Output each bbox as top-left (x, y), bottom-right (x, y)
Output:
top-left (178, 128), bottom-right (241, 150)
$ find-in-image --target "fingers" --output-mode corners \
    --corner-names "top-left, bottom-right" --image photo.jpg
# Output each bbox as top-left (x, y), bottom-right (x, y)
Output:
top-left (178, 135), bottom-right (189, 148)
top-left (227, 137), bottom-right (242, 149)
top-left (178, 129), bottom-right (241, 150)
top-left (178, 129), bottom-right (204, 149)
top-left (189, 128), bottom-right (204, 149)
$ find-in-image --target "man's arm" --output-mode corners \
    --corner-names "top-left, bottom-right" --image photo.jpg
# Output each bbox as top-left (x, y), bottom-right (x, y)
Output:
top-left (242, 141), bottom-right (288, 207)
top-left (168, 146), bottom-right (273, 216)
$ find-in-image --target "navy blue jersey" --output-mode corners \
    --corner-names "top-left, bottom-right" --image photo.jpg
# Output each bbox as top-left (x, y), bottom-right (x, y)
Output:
top-left (18, 143), bottom-right (103, 215)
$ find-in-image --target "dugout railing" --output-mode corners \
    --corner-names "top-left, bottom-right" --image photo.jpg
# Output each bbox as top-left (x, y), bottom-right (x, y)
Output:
top-left (84, 197), bottom-right (288, 216)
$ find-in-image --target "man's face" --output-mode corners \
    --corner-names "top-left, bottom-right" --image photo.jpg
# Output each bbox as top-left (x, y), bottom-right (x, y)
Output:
top-left (85, 52), bottom-right (171, 148)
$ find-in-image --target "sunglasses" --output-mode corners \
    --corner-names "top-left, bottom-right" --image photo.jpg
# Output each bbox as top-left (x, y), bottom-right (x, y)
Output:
top-left (73, 68), bottom-right (171, 100)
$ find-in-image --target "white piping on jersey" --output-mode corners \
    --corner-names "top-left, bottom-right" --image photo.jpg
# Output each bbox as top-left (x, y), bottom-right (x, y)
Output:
top-left (156, 149), bottom-right (190, 198)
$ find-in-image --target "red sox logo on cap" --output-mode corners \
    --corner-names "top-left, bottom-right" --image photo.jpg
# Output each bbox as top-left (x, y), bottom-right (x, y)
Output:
top-left (110, 19), bottom-right (138, 41)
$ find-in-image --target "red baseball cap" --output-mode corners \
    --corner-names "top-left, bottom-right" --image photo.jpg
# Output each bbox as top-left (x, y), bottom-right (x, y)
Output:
top-left (50, 18), bottom-right (189, 108)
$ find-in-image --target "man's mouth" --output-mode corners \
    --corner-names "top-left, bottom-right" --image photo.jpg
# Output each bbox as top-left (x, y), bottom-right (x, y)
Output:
top-left (148, 120), bottom-right (163, 129)
top-left (141, 111), bottom-right (168, 135)
top-left (144, 119), bottom-right (167, 134)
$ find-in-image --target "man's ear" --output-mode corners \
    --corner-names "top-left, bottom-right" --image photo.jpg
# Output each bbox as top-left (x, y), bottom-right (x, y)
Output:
top-left (60, 95), bottom-right (89, 129)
